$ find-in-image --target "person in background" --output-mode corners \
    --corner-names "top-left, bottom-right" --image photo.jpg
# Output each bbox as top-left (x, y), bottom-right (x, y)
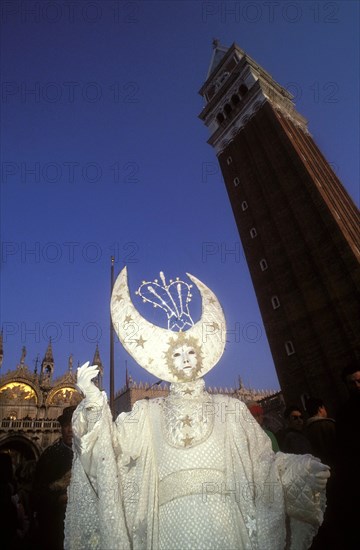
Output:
top-left (32, 406), bottom-right (75, 550)
top-left (247, 401), bottom-right (279, 452)
top-left (278, 405), bottom-right (313, 454)
top-left (305, 397), bottom-right (337, 550)
top-left (335, 363), bottom-right (360, 550)
top-left (305, 397), bottom-right (336, 468)
top-left (0, 453), bottom-right (20, 548)
top-left (16, 459), bottom-right (37, 547)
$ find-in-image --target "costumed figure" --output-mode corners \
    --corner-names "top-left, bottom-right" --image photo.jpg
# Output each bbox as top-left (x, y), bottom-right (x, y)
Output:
top-left (65, 267), bottom-right (329, 550)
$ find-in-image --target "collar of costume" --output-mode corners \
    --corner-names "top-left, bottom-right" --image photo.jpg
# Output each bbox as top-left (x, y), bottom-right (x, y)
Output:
top-left (110, 267), bottom-right (226, 384)
top-left (169, 378), bottom-right (206, 398)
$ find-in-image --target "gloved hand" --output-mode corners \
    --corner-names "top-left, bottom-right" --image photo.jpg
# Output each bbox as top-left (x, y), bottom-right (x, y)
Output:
top-left (76, 361), bottom-right (101, 401)
top-left (307, 458), bottom-right (330, 491)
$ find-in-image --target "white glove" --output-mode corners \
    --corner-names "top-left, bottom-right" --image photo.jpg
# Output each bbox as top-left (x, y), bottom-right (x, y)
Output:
top-left (76, 361), bottom-right (101, 401)
top-left (307, 458), bottom-right (330, 491)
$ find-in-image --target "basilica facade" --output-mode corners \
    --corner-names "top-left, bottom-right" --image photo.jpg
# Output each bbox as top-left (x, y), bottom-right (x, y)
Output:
top-left (0, 339), bottom-right (103, 465)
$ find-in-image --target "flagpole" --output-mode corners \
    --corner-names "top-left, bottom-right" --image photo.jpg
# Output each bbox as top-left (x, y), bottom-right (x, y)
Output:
top-left (110, 256), bottom-right (115, 417)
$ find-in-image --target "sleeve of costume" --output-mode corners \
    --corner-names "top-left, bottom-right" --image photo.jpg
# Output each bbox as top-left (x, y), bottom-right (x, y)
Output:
top-left (64, 392), bottom-right (131, 550)
top-left (276, 452), bottom-right (326, 550)
top-left (65, 395), bottom-right (158, 550)
top-left (226, 398), bottom-right (327, 550)
top-left (114, 399), bottom-right (159, 550)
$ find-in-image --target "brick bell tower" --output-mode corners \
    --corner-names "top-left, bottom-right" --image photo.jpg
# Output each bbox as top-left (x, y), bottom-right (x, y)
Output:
top-left (199, 41), bottom-right (360, 413)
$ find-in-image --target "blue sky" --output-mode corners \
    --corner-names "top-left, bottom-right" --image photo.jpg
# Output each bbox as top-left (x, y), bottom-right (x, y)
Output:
top-left (0, 0), bottom-right (359, 393)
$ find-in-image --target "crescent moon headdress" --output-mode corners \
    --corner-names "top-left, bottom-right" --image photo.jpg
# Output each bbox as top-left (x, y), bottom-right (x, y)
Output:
top-left (110, 267), bottom-right (226, 384)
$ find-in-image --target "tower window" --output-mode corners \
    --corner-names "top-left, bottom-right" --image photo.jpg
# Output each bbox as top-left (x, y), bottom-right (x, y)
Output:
top-left (239, 84), bottom-right (248, 97)
top-left (231, 94), bottom-right (240, 106)
top-left (260, 258), bottom-right (268, 271)
top-left (206, 85), bottom-right (216, 101)
top-left (285, 341), bottom-right (295, 356)
top-left (234, 177), bottom-right (240, 187)
top-left (226, 156), bottom-right (232, 165)
top-left (216, 112), bottom-right (225, 124)
top-left (215, 71), bottom-right (230, 89)
top-left (241, 200), bottom-right (248, 210)
top-left (224, 103), bottom-right (232, 117)
top-left (271, 295), bottom-right (280, 309)
top-left (250, 227), bottom-right (257, 238)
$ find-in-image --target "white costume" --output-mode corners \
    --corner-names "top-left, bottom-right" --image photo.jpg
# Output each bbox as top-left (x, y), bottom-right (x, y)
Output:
top-left (65, 268), bottom-right (328, 550)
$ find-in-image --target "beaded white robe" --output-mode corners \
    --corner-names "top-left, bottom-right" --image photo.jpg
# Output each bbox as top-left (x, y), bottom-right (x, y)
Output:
top-left (65, 379), bottom-right (325, 550)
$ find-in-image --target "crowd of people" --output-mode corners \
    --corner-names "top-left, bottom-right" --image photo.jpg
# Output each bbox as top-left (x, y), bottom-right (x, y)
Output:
top-left (247, 363), bottom-right (359, 550)
top-left (0, 406), bottom-right (75, 549)
top-left (0, 362), bottom-right (358, 549)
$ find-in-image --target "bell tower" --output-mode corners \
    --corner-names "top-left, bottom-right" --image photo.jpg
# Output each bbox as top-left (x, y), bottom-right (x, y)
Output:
top-left (0, 329), bottom-right (3, 370)
top-left (92, 344), bottom-right (104, 390)
top-left (40, 340), bottom-right (54, 384)
top-left (199, 42), bottom-right (360, 412)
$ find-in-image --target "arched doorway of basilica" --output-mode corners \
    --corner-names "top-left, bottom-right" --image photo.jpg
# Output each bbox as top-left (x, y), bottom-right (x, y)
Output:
top-left (0, 434), bottom-right (40, 467)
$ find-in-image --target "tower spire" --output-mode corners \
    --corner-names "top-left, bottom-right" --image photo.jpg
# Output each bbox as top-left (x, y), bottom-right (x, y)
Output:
top-left (206, 39), bottom-right (229, 79)
top-left (0, 328), bottom-right (3, 369)
top-left (34, 354), bottom-right (40, 375)
top-left (92, 343), bottom-right (104, 390)
top-left (44, 339), bottom-right (54, 362)
top-left (19, 345), bottom-right (26, 367)
top-left (40, 339), bottom-right (54, 384)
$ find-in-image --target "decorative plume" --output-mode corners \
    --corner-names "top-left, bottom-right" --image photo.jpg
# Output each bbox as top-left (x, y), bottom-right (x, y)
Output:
top-left (136, 272), bottom-right (194, 331)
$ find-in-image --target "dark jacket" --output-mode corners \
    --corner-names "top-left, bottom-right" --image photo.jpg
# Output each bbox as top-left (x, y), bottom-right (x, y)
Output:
top-left (278, 428), bottom-right (313, 455)
top-left (33, 439), bottom-right (73, 550)
top-left (305, 416), bottom-right (336, 468)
